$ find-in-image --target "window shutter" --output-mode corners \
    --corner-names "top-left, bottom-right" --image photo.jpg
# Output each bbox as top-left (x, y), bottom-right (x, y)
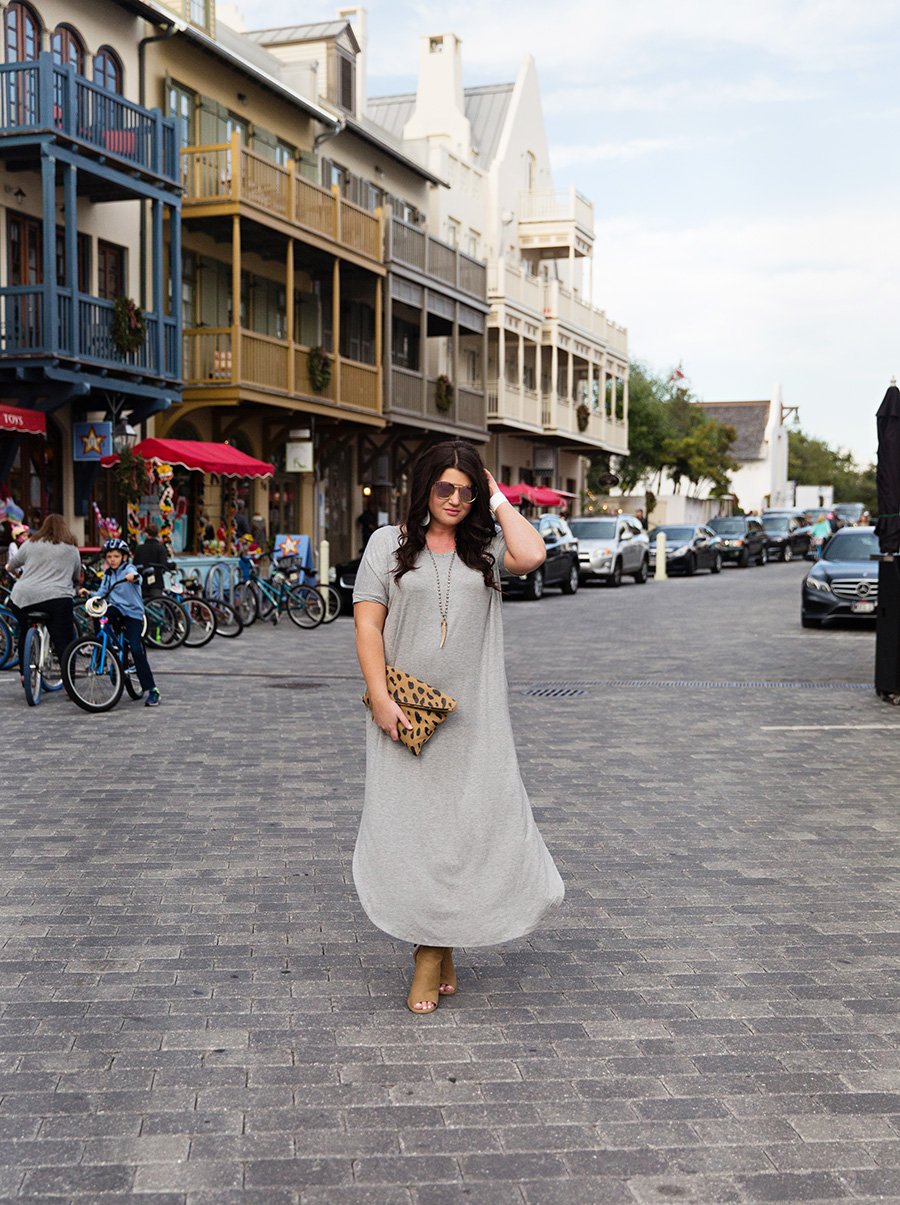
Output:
top-left (296, 149), bottom-right (318, 182)
top-left (198, 95), bottom-right (229, 145)
top-left (252, 125), bottom-right (278, 160)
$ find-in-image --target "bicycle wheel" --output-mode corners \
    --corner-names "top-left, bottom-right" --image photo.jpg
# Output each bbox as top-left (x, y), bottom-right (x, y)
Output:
top-left (204, 561), bottom-right (234, 603)
top-left (255, 582), bottom-right (276, 622)
top-left (233, 582), bottom-right (258, 626)
top-left (42, 638), bottom-right (64, 692)
top-left (144, 598), bottom-right (188, 649)
top-left (317, 584), bottom-right (343, 624)
top-left (23, 626), bottom-right (42, 706)
top-left (118, 640), bottom-right (144, 700)
top-left (208, 599), bottom-right (243, 638)
top-left (182, 597), bottom-right (217, 648)
top-left (62, 638), bottom-right (124, 712)
top-left (0, 615), bottom-right (13, 669)
top-left (285, 585), bottom-right (325, 629)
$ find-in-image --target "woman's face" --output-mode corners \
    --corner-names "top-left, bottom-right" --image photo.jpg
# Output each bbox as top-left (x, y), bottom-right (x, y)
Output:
top-left (429, 468), bottom-right (475, 529)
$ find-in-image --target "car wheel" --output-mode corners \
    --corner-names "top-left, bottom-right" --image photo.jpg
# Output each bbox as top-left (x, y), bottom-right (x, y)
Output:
top-left (801, 615), bottom-right (822, 628)
top-left (782, 544), bottom-right (793, 563)
top-left (738, 548), bottom-right (750, 568)
top-left (561, 562), bottom-right (579, 594)
top-left (633, 556), bottom-right (648, 584)
top-left (525, 567), bottom-right (544, 601)
top-left (608, 560), bottom-right (623, 588)
top-left (710, 553), bottom-right (722, 574)
top-left (758, 546), bottom-right (768, 565)
top-left (684, 554), bottom-right (696, 577)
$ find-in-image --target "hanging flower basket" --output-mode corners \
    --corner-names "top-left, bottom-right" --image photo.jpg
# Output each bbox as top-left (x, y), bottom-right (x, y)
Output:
top-left (307, 346), bottom-right (332, 393)
top-left (435, 374), bottom-right (454, 412)
top-left (576, 402), bottom-right (590, 432)
top-left (111, 296), bottom-right (146, 356)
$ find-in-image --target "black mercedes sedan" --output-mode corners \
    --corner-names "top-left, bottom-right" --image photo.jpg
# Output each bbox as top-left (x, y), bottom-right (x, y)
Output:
top-left (801, 526), bottom-right (879, 627)
top-left (761, 513), bottom-right (811, 562)
top-left (648, 524), bottom-right (723, 575)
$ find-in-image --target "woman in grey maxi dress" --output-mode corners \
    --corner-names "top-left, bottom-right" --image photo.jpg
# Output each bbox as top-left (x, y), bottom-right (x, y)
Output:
top-left (353, 440), bottom-right (564, 1012)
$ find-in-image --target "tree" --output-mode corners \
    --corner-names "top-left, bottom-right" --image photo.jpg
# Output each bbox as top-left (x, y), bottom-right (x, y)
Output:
top-left (591, 362), bottom-right (668, 494)
top-left (788, 428), bottom-right (877, 514)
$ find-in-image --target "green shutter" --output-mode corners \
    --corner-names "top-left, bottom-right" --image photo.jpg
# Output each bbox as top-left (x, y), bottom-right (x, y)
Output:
top-left (297, 149), bottom-right (319, 182)
top-left (198, 95), bottom-right (229, 146)
top-left (252, 125), bottom-right (279, 160)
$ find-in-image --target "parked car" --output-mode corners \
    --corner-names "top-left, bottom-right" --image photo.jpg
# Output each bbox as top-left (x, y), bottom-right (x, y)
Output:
top-left (832, 502), bottom-right (868, 526)
top-left (501, 514), bottom-right (579, 600)
top-left (647, 524), bottom-right (723, 575)
top-left (332, 556), bottom-right (361, 614)
top-left (707, 516), bottom-right (768, 567)
top-left (760, 513), bottom-right (811, 562)
top-left (569, 514), bottom-right (650, 587)
top-left (801, 526), bottom-right (879, 627)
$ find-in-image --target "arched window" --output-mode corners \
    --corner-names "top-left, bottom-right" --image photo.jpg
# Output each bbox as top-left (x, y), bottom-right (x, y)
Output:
top-left (52, 24), bottom-right (85, 72)
top-left (93, 47), bottom-right (122, 94)
top-left (525, 151), bottom-right (537, 193)
top-left (4, 2), bottom-right (41, 64)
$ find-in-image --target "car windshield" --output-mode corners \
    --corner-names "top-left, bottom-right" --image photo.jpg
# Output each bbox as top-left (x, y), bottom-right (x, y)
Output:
top-left (709, 518), bottom-right (745, 534)
top-left (569, 519), bottom-right (617, 539)
top-left (833, 505), bottom-right (864, 520)
top-left (762, 516), bottom-right (791, 531)
top-left (822, 531), bottom-right (879, 561)
top-left (649, 526), bottom-right (694, 542)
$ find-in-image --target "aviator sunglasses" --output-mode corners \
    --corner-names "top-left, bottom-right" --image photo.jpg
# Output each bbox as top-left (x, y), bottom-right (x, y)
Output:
top-left (433, 481), bottom-right (477, 504)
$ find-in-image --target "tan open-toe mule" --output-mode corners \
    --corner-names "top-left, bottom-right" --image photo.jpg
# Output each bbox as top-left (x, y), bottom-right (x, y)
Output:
top-left (408, 945), bottom-right (443, 1014)
top-left (439, 947), bottom-right (457, 996)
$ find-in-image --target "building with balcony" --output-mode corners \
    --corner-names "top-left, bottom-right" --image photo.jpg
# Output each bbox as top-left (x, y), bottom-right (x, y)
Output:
top-left (0, 0), bottom-right (181, 541)
top-left (370, 34), bottom-right (629, 506)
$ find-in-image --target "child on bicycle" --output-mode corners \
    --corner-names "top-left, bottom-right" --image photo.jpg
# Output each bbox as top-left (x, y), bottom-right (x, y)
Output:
top-left (93, 538), bottom-right (160, 707)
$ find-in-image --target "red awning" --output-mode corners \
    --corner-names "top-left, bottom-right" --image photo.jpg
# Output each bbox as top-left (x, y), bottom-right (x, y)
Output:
top-left (517, 483), bottom-right (564, 507)
top-left (498, 483), bottom-right (523, 506)
top-left (103, 438), bottom-right (274, 478)
top-left (0, 403), bottom-right (45, 436)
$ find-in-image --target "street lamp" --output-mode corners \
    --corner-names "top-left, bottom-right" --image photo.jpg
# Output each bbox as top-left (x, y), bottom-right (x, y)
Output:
top-left (113, 421), bottom-right (138, 455)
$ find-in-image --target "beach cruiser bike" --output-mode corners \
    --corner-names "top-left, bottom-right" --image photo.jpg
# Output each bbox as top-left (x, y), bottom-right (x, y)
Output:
top-left (233, 551), bottom-right (325, 628)
top-left (61, 595), bottom-right (146, 712)
top-left (19, 609), bottom-right (65, 706)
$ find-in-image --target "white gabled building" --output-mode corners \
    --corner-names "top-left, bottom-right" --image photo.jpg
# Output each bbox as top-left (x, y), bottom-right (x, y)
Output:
top-left (370, 33), bottom-right (629, 504)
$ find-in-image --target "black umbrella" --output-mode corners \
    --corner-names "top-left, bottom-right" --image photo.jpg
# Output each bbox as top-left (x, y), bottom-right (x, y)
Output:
top-left (875, 377), bottom-right (900, 554)
top-left (875, 378), bottom-right (900, 699)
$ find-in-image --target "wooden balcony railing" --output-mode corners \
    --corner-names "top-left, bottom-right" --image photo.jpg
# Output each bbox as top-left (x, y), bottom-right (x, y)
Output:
top-left (183, 327), bottom-right (380, 413)
top-left (387, 215), bottom-right (486, 301)
top-left (0, 54), bottom-right (178, 184)
top-left (0, 286), bottom-right (179, 379)
top-left (181, 137), bottom-right (382, 263)
top-left (387, 367), bottom-right (485, 429)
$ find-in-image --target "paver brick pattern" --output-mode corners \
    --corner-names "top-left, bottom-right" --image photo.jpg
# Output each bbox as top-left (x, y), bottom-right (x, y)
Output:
top-left (1, 560), bottom-right (900, 1203)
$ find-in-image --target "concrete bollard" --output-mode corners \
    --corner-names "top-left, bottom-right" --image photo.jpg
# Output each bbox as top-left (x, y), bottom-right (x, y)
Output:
top-left (654, 531), bottom-right (667, 580)
top-left (319, 538), bottom-right (330, 587)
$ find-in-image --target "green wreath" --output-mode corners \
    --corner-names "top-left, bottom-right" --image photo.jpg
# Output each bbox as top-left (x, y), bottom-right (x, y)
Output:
top-left (576, 402), bottom-right (590, 432)
top-left (112, 296), bottom-right (146, 356)
top-left (307, 346), bottom-right (332, 393)
top-left (435, 374), bottom-right (454, 412)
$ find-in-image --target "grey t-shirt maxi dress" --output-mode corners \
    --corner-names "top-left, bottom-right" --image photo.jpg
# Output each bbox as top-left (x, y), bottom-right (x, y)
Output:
top-left (352, 525), bottom-right (564, 948)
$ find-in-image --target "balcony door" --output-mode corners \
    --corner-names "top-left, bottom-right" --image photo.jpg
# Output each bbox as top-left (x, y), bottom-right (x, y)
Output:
top-left (4, 2), bottom-right (41, 126)
top-left (7, 214), bottom-right (42, 350)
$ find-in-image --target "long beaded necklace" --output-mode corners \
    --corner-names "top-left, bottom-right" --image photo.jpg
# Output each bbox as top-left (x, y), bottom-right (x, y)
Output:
top-left (426, 546), bottom-right (455, 648)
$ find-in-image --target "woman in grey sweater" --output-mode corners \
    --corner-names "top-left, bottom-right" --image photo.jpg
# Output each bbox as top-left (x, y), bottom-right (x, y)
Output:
top-left (6, 514), bottom-right (82, 681)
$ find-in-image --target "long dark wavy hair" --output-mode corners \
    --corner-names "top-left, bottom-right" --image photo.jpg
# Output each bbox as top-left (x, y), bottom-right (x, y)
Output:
top-left (394, 440), bottom-right (498, 589)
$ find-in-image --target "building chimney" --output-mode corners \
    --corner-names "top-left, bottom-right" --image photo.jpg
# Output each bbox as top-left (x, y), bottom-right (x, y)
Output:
top-left (403, 32), bottom-right (471, 153)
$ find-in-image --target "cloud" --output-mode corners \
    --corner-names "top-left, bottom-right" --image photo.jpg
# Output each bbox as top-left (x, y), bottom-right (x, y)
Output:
top-left (551, 137), bottom-right (695, 168)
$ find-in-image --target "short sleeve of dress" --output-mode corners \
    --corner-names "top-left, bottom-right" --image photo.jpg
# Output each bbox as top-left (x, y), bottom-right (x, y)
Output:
top-left (489, 529), bottom-right (507, 585)
top-left (352, 526), bottom-right (397, 608)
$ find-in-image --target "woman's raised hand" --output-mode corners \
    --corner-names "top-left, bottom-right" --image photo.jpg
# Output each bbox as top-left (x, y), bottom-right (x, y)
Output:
top-left (485, 468), bottom-right (499, 497)
top-left (371, 697), bottom-right (414, 741)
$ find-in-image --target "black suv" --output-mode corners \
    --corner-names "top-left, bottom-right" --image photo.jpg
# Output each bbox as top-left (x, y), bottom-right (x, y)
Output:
top-left (501, 515), bottom-right (579, 600)
top-left (707, 516), bottom-right (768, 567)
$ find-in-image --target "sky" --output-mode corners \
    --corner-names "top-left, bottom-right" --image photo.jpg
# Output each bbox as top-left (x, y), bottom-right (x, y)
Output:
top-left (233, 0), bottom-right (900, 464)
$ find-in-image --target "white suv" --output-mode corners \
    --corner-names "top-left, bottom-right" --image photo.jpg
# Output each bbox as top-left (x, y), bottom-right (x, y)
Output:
top-left (569, 514), bottom-right (651, 587)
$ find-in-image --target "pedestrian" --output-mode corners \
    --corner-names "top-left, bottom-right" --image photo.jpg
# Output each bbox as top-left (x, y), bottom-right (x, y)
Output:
top-left (635, 508), bottom-right (648, 529)
top-left (810, 512), bottom-right (832, 557)
top-left (234, 499), bottom-right (250, 539)
top-left (5, 513), bottom-right (81, 688)
top-left (352, 439), bottom-right (564, 1014)
top-left (92, 538), bottom-right (160, 707)
top-left (357, 496), bottom-right (379, 550)
top-left (132, 523), bottom-right (169, 597)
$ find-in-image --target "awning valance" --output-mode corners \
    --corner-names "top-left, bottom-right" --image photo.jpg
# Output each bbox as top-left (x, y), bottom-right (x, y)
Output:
top-left (103, 438), bottom-right (274, 478)
top-left (0, 403), bottom-right (45, 436)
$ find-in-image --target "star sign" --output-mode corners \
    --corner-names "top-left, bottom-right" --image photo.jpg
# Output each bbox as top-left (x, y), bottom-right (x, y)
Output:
top-left (80, 425), bottom-right (105, 456)
top-left (281, 535), bottom-right (300, 557)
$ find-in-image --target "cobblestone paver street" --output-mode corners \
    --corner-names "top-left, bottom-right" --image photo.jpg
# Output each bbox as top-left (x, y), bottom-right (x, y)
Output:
top-left (3, 561), bottom-right (900, 1204)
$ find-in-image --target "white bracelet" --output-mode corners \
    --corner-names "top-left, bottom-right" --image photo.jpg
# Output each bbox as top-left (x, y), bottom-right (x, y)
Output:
top-left (489, 491), bottom-right (509, 515)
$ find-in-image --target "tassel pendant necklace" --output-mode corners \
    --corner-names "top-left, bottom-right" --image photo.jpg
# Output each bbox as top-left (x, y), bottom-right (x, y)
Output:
top-left (427, 547), bottom-right (455, 648)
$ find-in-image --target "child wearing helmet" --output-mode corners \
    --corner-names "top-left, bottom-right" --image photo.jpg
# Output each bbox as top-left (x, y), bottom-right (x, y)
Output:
top-left (95, 538), bottom-right (160, 707)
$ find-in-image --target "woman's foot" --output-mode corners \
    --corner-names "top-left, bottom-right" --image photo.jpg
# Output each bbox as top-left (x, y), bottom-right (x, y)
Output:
top-left (408, 945), bottom-right (443, 1013)
top-left (439, 947), bottom-right (457, 996)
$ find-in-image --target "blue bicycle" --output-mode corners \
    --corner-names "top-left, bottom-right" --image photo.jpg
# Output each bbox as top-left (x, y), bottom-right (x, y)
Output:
top-left (60, 596), bottom-right (143, 712)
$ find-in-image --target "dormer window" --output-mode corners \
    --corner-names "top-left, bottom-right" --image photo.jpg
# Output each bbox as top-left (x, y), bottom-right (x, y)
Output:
top-left (338, 52), bottom-right (355, 114)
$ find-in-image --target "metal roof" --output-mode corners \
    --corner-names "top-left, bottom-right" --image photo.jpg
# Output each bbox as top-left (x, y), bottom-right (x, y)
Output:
top-left (249, 22), bottom-right (360, 53)
top-left (368, 81), bottom-right (514, 164)
top-left (698, 401), bottom-right (771, 461)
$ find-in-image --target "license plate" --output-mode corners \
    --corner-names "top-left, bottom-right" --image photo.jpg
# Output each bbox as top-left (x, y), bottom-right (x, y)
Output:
top-left (851, 600), bottom-right (875, 613)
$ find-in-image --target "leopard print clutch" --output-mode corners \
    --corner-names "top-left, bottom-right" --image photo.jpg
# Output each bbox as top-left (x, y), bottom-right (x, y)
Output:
top-left (362, 665), bottom-right (458, 756)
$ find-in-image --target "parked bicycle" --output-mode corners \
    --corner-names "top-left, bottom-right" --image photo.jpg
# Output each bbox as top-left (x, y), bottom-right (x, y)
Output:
top-left (61, 595), bottom-right (144, 713)
top-left (179, 570), bottom-right (243, 637)
top-left (234, 552), bottom-right (325, 628)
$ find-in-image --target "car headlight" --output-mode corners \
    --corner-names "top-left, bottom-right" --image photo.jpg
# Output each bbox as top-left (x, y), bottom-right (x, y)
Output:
top-left (671, 545), bottom-right (690, 556)
top-left (329, 566), bottom-right (337, 583)
top-left (806, 575), bottom-right (832, 594)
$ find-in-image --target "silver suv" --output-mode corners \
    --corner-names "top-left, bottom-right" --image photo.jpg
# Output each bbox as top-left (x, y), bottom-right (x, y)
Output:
top-left (569, 514), bottom-right (651, 587)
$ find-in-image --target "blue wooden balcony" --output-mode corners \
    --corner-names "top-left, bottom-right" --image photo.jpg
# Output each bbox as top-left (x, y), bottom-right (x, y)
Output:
top-left (0, 53), bottom-right (179, 199)
top-left (0, 286), bottom-right (178, 382)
